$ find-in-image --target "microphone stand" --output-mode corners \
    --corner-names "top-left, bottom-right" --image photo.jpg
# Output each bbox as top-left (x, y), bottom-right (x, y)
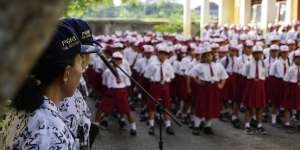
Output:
top-left (110, 60), bottom-right (182, 150)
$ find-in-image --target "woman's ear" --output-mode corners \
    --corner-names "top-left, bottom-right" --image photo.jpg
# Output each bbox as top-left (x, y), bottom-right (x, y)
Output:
top-left (63, 65), bottom-right (71, 83)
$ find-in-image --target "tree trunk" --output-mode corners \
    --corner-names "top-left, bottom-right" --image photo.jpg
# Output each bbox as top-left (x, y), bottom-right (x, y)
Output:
top-left (0, 0), bottom-right (68, 111)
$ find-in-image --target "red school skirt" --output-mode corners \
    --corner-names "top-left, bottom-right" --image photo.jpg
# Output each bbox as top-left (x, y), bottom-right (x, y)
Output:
top-left (195, 82), bottom-right (221, 119)
top-left (147, 82), bottom-right (171, 110)
top-left (233, 73), bottom-right (246, 103)
top-left (98, 88), bottom-right (130, 114)
top-left (265, 76), bottom-right (277, 103)
top-left (282, 82), bottom-right (300, 110)
top-left (243, 79), bottom-right (266, 108)
top-left (220, 73), bottom-right (237, 103)
top-left (176, 75), bottom-right (189, 101)
top-left (270, 77), bottom-right (285, 107)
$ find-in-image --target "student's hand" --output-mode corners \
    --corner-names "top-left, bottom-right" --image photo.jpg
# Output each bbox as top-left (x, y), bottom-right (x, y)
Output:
top-left (116, 78), bottom-right (122, 84)
top-left (218, 80), bottom-right (225, 89)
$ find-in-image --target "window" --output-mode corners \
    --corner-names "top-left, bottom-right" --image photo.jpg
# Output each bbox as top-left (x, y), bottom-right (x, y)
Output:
top-left (251, 4), bottom-right (262, 23)
top-left (276, 2), bottom-right (286, 23)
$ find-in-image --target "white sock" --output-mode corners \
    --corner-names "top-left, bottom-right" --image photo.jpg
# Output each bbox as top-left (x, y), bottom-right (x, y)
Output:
top-left (149, 119), bottom-right (155, 127)
top-left (231, 115), bottom-right (237, 121)
top-left (245, 122), bottom-right (250, 128)
top-left (131, 122), bottom-right (136, 130)
top-left (206, 120), bottom-right (212, 127)
top-left (257, 123), bottom-right (262, 128)
top-left (165, 120), bottom-right (171, 127)
top-left (285, 122), bottom-right (291, 126)
top-left (194, 116), bottom-right (201, 127)
top-left (271, 114), bottom-right (277, 124)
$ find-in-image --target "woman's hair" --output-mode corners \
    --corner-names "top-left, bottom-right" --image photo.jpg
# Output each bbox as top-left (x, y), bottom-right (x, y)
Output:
top-left (11, 50), bottom-right (77, 112)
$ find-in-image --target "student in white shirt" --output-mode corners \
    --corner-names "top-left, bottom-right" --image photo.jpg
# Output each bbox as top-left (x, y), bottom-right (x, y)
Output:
top-left (283, 50), bottom-right (300, 132)
top-left (188, 46), bottom-right (228, 135)
top-left (144, 44), bottom-right (175, 135)
top-left (242, 45), bottom-right (267, 135)
top-left (98, 52), bottom-right (137, 136)
top-left (268, 45), bottom-right (289, 127)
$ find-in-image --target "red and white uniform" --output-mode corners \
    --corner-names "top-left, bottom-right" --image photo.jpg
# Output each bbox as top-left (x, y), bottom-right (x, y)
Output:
top-left (99, 54), bottom-right (132, 114)
top-left (189, 62), bottom-right (228, 119)
top-left (144, 57), bottom-right (175, 110)
top-left (283, 64), bottom-right (300, 109)
top-left (242, 59), bottom-right (267, 108)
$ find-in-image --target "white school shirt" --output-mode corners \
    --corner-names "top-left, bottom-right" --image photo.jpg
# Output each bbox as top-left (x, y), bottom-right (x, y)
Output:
top-left (188, 62), bottom-right (228, 83)
top-left (123, 47), bottom-right (141, 66)
top-left (264, 57), bottom-right (277, 74)
top-left (220, 56), bottom-right (239, 74)
top-left (59, 89), bottom-right (91, 147)
top-left (284, 64), bottom-right (300, 83)
top-left (0, 98), bottom-right (76, 150)
top-left (235, 54), bottom-right (253, 74)
top-left (269, 58), bottom-right (290, 79)
top-left (91, 53), bottom-right (108, 73)
top-left (242, 59), bottom-right (267, 80)
top-left (102, 61), bottom-right (132, 89)
top-left (185, 59), bottom-right (199, 75)
top-left (144, 58), bottom-right (175, 83)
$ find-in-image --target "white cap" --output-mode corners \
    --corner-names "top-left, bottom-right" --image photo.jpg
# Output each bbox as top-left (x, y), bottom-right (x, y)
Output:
top-left (280, 45), bottom-right (289, 52)
top-left (200, 46), bottom-right (212, 54)
top-left (113, 42), bottom-right (124, 48)
top-left (252, 45), bottom-right (263, 52)
top-left (245, 40), bottom-right (254, 47)
top-left (157, 43), bottom-right (170, 53)
top-left (143, 45), bottom-right (154, 53)
top-left (270, 44), bottom-right (280, 51)
top-left (294, 50), bottom-right (300, 57)
top-left (211, 43), bottom-right (220, 48)
top-left (112, 51), bottom-right (123, 59)
top-left (287, 39), bottom-right (295, 44)
top-left (219, 46), bottom-right (229, 52)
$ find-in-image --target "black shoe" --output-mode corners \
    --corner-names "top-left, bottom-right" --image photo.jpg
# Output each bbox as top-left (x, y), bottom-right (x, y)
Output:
top-left (139, 115), bottom-right (148, 122)
top-left (119, 120), bottom-right (126, 130)
top-left (189, 121), bottom-right (195, 129)
top-left (100, 120), bottom-right (108, 129)
top-left (148, 126), bottom-right (155, 135)
top-left (130, 129), bottom-right (137, 136)
top-left (231, 119), bottom-right (242, 129)
top-left (166, 127), bottom-right (175, 135)
top-left (181, 117), bottom-right (189, 125)
top-left (256, 127), bottom-right (267, 135)
top-left (199, 122), bottom-right (205, 130)
top-left (284, 125), bottom-right (294, 134)
top-left (244, 127), bottom-right (255, 135)
top-left (192, 127), bottom-right (201, 136)
top-left (250, 119), bottom-right (258, 128)
top-left (203, 127), bottom-right (214, 135)
top-left (276, 116), bottom-right (283, 124)
top-left (219, 113), bottom-right (227, 122)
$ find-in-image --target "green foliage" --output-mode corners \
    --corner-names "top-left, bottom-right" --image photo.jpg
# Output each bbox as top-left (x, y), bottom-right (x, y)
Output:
top-left (154, 14), bottom-right (182, 33)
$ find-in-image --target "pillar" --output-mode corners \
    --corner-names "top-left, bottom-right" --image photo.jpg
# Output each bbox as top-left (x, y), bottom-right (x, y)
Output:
top-left (261, 0), bottom-right (276, 31)
top-left (183, 0), bottom-right (192, 35)
top-left (239, 0), bottom-right (251, 25)
top-left (219, 0), bottom-right (235, 24)
top-left (200, 0), bottom-right (209, 34)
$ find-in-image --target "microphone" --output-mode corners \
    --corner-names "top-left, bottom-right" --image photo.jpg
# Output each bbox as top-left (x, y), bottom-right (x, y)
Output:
top-left (96, 51), bottom-right (120, 79)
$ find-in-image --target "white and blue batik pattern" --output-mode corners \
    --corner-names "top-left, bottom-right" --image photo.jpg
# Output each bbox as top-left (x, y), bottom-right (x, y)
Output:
top-left (0, 97), bottom-right (77, 150)
top-left (59, 89), bottom-right (91, 148)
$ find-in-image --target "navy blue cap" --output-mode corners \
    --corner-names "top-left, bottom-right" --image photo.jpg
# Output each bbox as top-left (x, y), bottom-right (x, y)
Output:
top-left (44, 24), bottom-right (98, 64)
top-left (61, 18), bottom-right (99, 54)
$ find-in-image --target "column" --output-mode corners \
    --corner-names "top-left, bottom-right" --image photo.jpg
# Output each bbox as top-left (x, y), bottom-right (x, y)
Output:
top-left (183, 0), bottom-right (192, 35)
top-left (239, 0), bottom-right (251, 25)
top-left (261, 0), bottom-right (276, 31)
top-left (219, 0), bottom-right (235, 24)
top-left (200, 0), bottom-right (209, 35)
top-left (285, 0), bottom-right (292, 24)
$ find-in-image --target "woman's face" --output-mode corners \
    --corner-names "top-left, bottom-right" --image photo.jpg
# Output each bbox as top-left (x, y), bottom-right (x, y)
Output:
top-left (62, 54), bottom-right (84, 97)
top-left (253, 52), bottom-right (262, 61)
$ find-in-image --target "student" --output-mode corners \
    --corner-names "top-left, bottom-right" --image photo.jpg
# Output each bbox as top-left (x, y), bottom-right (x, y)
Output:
top-left (0, 24), bottom-right (97, 149)
top-left (189, 46), bottom-right (228, 135)
top-left (283, 50), bottom-right (300, 132)
top-left (99, 51), bottom-right (137, 136)
top-left (144, 43), bottom-right (175, 135)
top-left (268, 45), bottom-right (288, 128)
top-left (242, 45), bottom-right (267, 135)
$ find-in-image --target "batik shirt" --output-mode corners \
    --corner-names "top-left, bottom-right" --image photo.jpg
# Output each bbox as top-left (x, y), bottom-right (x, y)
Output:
top-left (59, 89), bottom-right (91, 147)
top-left (0, 97), bottom-right (76, 150)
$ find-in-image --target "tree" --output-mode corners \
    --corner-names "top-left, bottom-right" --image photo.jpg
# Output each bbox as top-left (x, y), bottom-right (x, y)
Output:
top-left (0, 0), bottom-right (68, 112)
